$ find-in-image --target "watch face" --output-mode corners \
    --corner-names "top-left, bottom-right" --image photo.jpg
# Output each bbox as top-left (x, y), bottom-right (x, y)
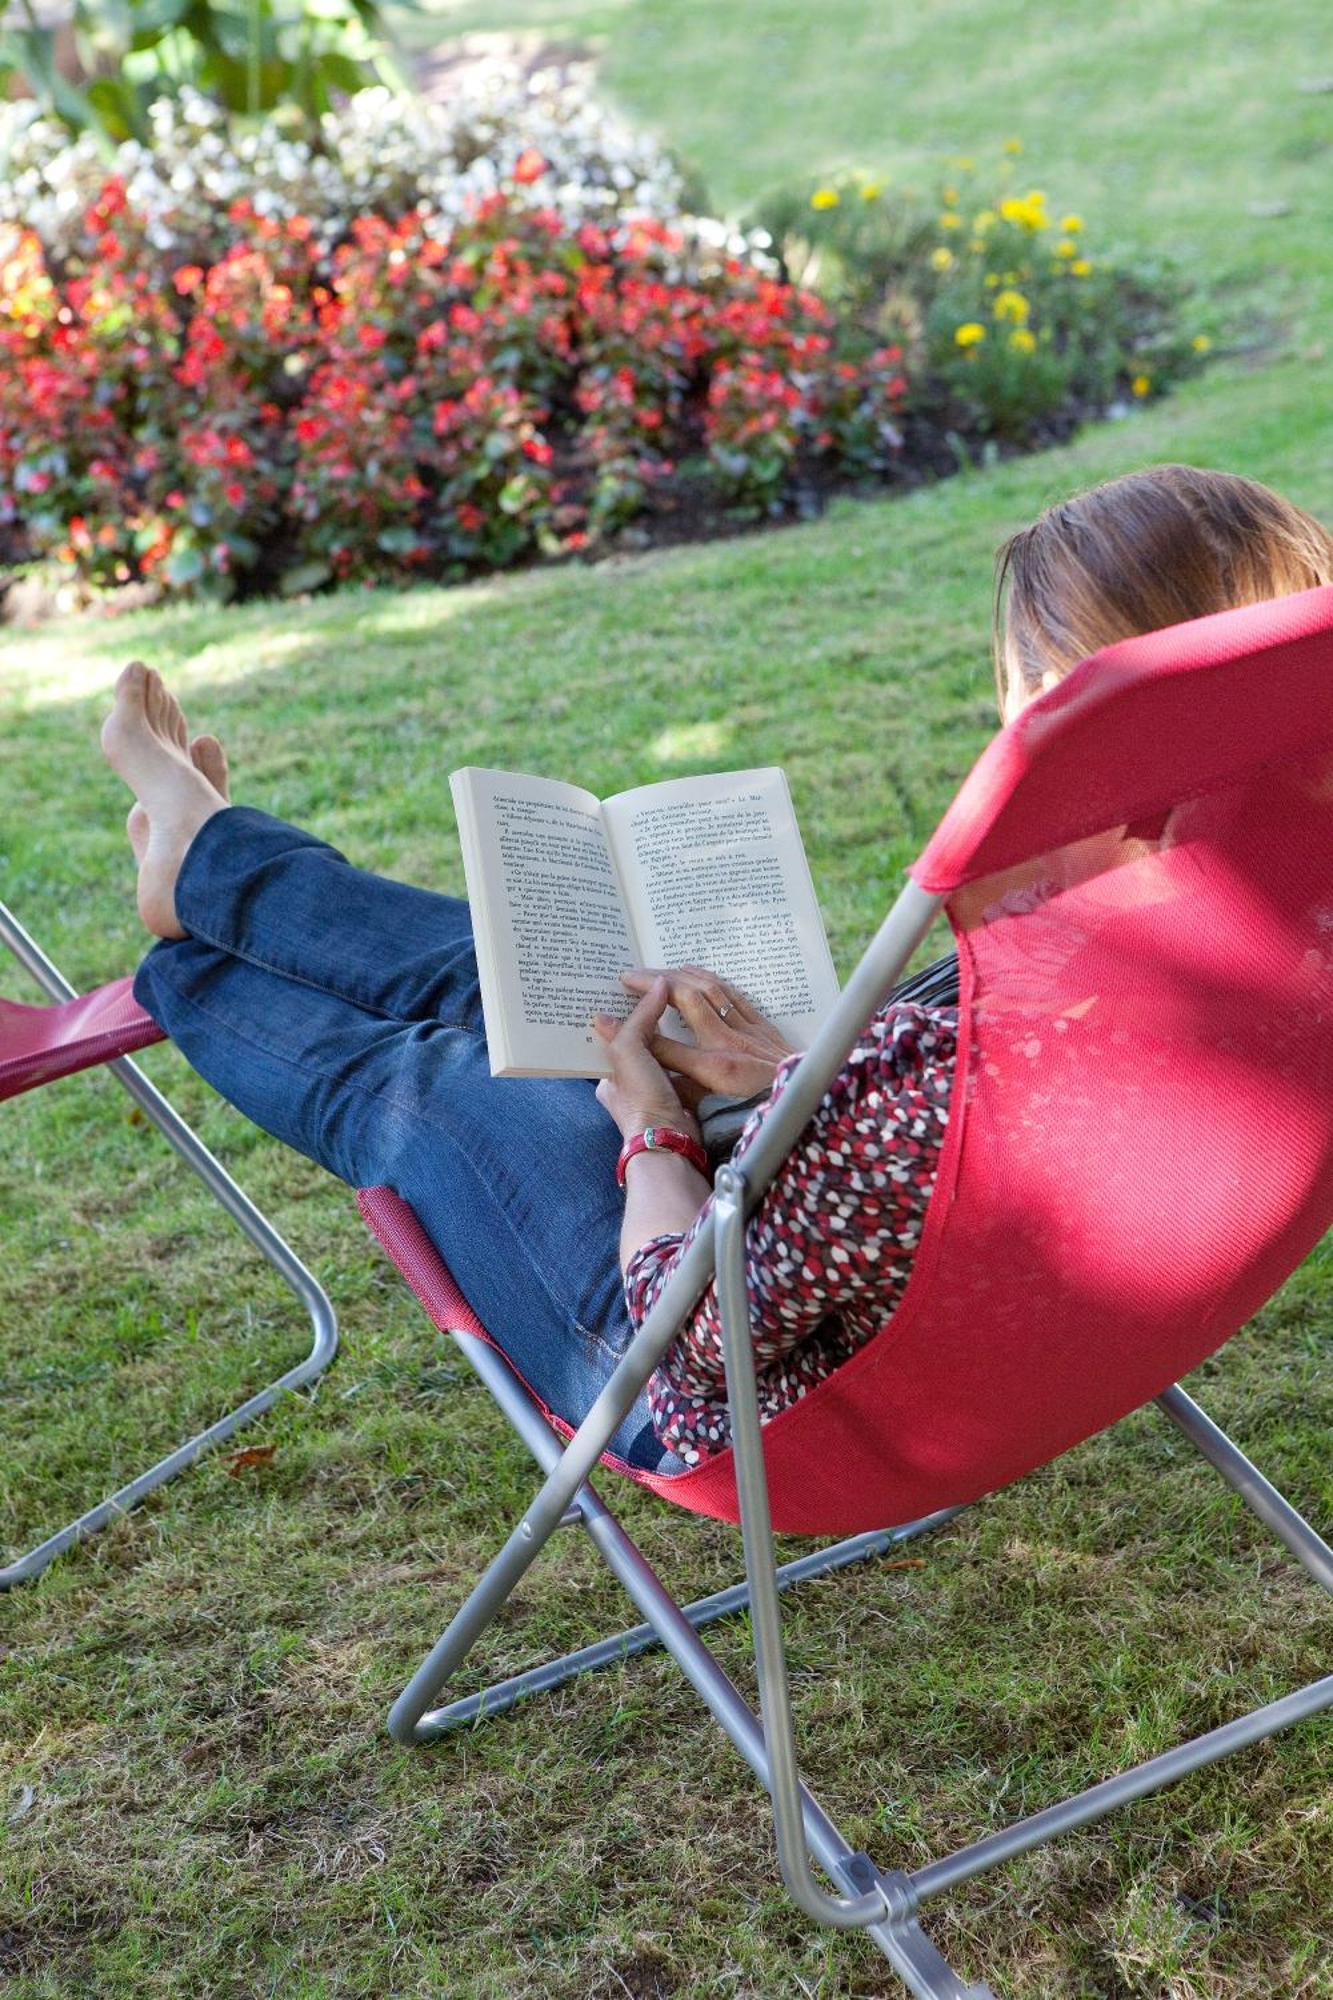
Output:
top-left (643, 1127), bottom-right (657, 1147)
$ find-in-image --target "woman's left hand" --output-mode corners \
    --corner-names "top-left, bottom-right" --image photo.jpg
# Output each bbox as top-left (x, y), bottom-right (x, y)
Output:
top-left (620, 964), bottom-right (798, 1103)
top-left (592, 976), bottom-right (703, 1143)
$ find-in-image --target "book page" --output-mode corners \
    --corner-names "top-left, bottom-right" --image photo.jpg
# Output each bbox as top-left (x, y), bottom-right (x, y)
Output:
top-left (450, 768), bottom-right (639, 1078)
top-left (602, 767), bottom-right (839, 1048)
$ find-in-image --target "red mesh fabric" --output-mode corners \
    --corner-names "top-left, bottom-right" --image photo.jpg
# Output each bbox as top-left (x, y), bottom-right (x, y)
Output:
top-left (914, 585), bottom-right (1333, 892)
top-left (0, 976), bottom-right (166, 1103)
top-left (363, 589), bottom-right (1333, 1533)
top-left (357, 1186), bottom-right (491, 1342)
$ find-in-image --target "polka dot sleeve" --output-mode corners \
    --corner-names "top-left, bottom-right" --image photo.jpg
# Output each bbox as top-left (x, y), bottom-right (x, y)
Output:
top-left (622, 1000), bottom-right (958, 1466)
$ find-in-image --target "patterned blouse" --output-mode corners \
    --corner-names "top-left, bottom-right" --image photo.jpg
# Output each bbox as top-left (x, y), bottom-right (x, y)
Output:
top-left (623, 987), bottom-right (959, 1466)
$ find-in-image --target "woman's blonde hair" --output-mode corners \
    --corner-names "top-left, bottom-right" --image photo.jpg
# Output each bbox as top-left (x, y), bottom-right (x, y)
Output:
top-left (993, 464), bottom-right (1333, 704)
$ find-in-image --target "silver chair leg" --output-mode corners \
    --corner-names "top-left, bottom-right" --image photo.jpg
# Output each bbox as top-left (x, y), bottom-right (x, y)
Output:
top-left (1, 907), bottom-right (339, 1586)
top-left (390, 1328), bottom-right (984, 2000)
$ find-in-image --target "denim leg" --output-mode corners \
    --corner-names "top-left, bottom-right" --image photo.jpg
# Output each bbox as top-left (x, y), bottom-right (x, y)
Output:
top-left (167, 805), bottom-right (484, 1025)
top-left (133, 813), bottom-right (676, 1470)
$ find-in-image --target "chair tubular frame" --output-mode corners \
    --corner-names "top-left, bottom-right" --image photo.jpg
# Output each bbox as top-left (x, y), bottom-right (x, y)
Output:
top-left (386, 881), bottom-right (1333, 2000)
top-left (1, 901), bottom-right (339, 1588)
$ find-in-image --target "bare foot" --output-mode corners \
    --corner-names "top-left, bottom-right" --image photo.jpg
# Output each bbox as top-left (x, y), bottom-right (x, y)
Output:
top-left (102, 662), bottom-right (228, 938)
top-left (126, 733), bottom-right (230, 867)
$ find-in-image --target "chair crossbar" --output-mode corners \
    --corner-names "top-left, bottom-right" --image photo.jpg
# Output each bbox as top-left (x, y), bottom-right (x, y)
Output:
top-left (1, 905), bottom-right (339, 1587)
top-left (401, 1326), bottom-right (962, 1737)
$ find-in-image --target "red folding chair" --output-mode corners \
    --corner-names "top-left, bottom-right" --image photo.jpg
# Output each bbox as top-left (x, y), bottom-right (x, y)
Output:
top-left (1, 905), bottom-right (338, 1587)
top-left (363, 585), bottom-right (1333, 1999)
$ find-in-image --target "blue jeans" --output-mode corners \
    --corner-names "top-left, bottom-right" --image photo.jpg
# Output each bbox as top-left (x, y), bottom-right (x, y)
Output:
top-left (133, 806), bottom-right (677, 1472)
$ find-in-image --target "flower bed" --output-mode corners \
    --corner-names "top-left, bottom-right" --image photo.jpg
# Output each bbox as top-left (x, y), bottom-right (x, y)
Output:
top-left (0, 188), bottom-right (907, 598)
top-left (0, 81), bottom-right (1208, 608)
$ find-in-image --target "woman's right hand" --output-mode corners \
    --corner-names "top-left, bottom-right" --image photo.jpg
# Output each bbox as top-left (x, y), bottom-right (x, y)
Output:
top-left (618, 964), bottom-right (799, 1105)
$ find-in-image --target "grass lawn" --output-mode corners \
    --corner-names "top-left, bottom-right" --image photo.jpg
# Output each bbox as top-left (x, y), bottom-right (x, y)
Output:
top-left (3, 3), bottom-right (1332, 1995)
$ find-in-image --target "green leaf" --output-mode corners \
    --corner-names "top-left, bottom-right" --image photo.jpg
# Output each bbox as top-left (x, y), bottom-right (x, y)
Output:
top-left (118, 0), bottom-right (191, 43)
top-left (497, 475), bottom-right (533, 516)
top-left (165, 544), bottom-right (206, 588)
top-left (313, 50), bottom-right (371, 95)
top-left (278, 559), bottom-right (333, 596)
top-left (85, 75), bottom-right (149, 144)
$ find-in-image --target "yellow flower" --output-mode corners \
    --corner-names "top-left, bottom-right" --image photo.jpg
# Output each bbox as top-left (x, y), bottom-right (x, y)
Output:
top-left (938, 211), bottom-right (963, 229)
top-left (1060, 214), bottom-right (1082, 233)
top-left (983, 272), bottom-right (1000, 288)
top-left (930, 246), bottom-right (956, 271)
top-left (949, 154), bottom-right (977, 170)
top-left (1070, 257), bottom-right (1093, 277)
top-left (810, 187), bottom-right (840, 210)
top-left (1055, 238), bottom-right (1077, 259)
top-left (972, 208), bottom-right (996, 231)
top-left (1191, 333), bottom-right (1213, 353)
top-left (999, 190), bottom-right (1048, 231)
top-left (1004, 137), bottom-right (1023, 155)
top-left (943, 186), bottom-right (959, 206)
top-left (1009, 328), bottom-right (1037, 354)
top-left (955, 321), bottom-right (987, 348)
top-left (860, 178), bottom-right (886, 200)
top-left (1132, 373), bottom-right (1151, 397)
top-left (992, 287), bottom-right (1030, 323)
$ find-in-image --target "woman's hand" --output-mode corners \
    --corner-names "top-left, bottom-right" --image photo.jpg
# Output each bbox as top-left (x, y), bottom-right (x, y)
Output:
top-left (592, 976), bottom-right (702, 1143)
top-left (619, 964), bottom-right (799, 1104)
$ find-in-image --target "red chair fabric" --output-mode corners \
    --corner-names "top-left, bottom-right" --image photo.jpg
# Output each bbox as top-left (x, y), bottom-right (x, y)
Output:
top-left (364, 587), bottom-right (1333, 1534)
top-left (0, 976), bottom-right (166, 1103)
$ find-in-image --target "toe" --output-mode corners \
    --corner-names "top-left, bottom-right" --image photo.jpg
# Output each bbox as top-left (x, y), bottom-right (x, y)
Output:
top-left (114, 659), bottom-right (149, 706)
top-left (161, 681), bottom-right (189, 753)
top-left (189, 734), bottom-right (230, 799)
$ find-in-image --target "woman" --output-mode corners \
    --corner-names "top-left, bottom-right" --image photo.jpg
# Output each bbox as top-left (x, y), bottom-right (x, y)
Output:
top-left (106, 464), bottom-right (1333, 1472)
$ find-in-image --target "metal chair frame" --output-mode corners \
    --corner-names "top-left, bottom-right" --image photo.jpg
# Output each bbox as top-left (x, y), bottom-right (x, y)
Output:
top-left (1, 900), bottom-right (339, 1588)
top-left (386, 881), bottom-right (1333, 2000)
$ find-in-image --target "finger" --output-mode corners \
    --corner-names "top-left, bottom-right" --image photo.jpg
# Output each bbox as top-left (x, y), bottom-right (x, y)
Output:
top-left (622, 975), bottom-right (670, 1038)
top-left (649, 1032), bottom-right (753, 1093)
top-left (670, 981), bottom-right (747, 1041)
top-left (678, 965), bottom-right (760, 1022)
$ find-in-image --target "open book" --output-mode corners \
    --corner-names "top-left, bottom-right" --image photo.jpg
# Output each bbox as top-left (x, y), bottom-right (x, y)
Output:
top-left (451, 765), bottom-right (841, 1078)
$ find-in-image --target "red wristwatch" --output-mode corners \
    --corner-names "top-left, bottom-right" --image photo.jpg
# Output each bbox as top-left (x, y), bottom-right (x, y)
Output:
top-left (616, 1124), bottom-right (709, 1187)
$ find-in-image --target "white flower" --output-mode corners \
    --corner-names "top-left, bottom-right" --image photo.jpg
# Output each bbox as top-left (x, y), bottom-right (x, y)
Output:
top-left (0, 63), bottom-right (758, 285)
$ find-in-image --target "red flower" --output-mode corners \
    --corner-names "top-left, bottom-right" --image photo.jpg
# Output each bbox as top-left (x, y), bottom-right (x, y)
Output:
top-left (223, 481), bottom-right (246, 509)
top-left (512, 149), bottom-right (547, 186)
top-left (173, 266), bottom-right (204, 296)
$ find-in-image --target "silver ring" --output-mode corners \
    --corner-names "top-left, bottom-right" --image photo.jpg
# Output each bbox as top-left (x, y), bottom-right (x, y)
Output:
top-left (717, 1001), bottom-right (734, 1021)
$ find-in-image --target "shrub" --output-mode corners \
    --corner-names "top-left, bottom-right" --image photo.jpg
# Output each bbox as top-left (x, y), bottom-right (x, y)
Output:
top-left (0, 70), bottom-right (696, 271)
top-left (0, 0), bottom-right (406, 146)
top-left (751, 150), bottom-right (1207, 441)
top-left (0, 185), bottom-right (907, 599)
top-left (0, 107), bottom-right (1206, 605)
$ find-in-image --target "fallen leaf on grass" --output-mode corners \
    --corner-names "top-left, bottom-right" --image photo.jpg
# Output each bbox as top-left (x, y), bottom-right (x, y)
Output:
top-left (882, 1558), bottom-right (927, 1570)
top-left (224, 1445), bottom-right (277, 1477)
